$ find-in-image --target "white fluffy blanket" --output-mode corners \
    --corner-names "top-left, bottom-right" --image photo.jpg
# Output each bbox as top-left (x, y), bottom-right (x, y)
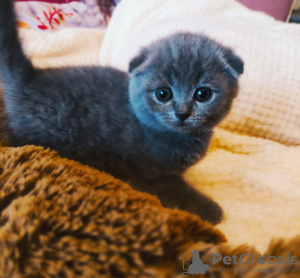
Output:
top-left (19, 0), bottom-right (300, 252)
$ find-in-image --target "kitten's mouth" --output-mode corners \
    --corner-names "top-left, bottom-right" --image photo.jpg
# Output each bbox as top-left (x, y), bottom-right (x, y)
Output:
top-left (166, 121), bottom-right (194, 133)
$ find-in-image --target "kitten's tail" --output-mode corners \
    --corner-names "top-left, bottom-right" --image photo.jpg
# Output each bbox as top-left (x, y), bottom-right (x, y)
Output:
top-left (0, 0), bottom-right (35, 88)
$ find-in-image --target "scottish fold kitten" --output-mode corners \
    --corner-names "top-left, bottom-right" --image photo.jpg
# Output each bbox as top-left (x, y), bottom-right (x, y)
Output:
top-left (0, 0), bottom-right (243, 224)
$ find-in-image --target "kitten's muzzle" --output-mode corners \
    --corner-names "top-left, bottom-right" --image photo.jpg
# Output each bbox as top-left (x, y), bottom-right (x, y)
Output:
top-left (175, 103), bottom-right (191, 122)
top-left (175, 110), bottom-right (191, 122)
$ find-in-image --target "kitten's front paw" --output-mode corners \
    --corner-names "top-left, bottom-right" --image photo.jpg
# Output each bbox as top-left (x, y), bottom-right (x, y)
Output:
top-left (185, 194), bottom-right (223, 225)
top-left (171, 180), bottom-right (223, 225)
top-left (131, 176), bottom-right (223, 225)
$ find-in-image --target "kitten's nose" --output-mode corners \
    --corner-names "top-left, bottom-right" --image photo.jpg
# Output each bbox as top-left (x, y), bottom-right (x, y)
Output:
top-left (175, 110), bottom-right (191, 122)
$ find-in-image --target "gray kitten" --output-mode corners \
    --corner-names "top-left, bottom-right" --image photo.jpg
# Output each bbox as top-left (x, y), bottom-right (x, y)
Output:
top-left (0, 0), bottom-right (243, 224)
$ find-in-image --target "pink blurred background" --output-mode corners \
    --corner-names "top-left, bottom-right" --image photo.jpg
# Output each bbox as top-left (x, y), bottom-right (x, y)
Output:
top-left (237, 0), bottom-right (294, 21)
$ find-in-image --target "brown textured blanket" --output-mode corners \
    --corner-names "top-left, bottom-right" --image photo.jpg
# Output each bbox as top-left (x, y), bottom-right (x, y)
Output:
top-left (0, 144), bottom-right (299, 277)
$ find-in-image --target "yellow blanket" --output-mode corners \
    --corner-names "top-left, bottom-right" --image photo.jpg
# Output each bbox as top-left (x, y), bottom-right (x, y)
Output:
top-left (17, 0), bottom-right (300, 252)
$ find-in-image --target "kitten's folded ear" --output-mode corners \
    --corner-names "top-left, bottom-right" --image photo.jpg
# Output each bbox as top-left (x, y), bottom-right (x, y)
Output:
top-left (128, 48), bottom-right (149, 73)
top-left (223, 48), bottom-right (244, 78)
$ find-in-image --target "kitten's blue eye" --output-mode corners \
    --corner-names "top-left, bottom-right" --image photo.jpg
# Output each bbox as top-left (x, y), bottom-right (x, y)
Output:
top-left (194, 87), bottom-right (212, 102)
top-left (155, 88), bottom-right (173, 102)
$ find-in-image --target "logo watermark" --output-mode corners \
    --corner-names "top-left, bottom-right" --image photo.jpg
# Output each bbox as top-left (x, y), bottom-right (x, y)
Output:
top-left (179, 250), bottom-right (298, 276)
top-left (179, 249), bottom-right (209, 276)
top-left (213, 253), bottom-right (298, 265)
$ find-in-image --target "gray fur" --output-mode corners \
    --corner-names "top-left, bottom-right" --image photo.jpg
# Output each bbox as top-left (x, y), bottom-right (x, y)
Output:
top-left (0, 0), bottom-right (243, 224)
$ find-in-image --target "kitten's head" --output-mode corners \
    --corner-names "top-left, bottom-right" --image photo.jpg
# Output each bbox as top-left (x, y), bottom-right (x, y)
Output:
top-left (128, 32), bottom-right (244, 133)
